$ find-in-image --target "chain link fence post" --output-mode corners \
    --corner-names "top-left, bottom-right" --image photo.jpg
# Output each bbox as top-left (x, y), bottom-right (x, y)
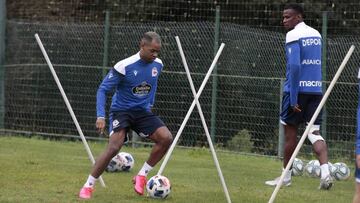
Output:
top-left (210, 5), bottom-right (220, 142)
top-left (102, 11), bottom-right (110, 78)
top-left (278, 79), bottom-right (284, 158)
top-left (0, 0), bottom-right (5, 129)
top-left (321, 11), bottom-right (328, 139)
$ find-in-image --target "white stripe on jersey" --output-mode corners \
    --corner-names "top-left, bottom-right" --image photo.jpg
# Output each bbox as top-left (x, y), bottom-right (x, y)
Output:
top-left (114, 53), bottom-right (141, 75)
top-left (286, 22), bottom-right (321, 44)
top-left (114, 52), bottom-right (163, 75)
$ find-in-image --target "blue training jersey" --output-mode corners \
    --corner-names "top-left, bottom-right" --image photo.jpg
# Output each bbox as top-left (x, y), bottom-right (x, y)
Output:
top-left (96, 52), bottom-right (163, 118)
top-left (284, 22), bottom-right (322, 106)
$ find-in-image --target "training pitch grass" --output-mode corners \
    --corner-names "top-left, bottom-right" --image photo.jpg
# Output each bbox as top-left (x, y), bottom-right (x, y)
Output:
top-left (0, 136), bottom-right (354, 202)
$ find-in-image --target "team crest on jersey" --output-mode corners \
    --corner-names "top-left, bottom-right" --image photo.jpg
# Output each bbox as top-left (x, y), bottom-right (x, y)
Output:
top-left (132, 81), bottom-right (152, 97)
top-left (152, 67), bottom-right (158, 77)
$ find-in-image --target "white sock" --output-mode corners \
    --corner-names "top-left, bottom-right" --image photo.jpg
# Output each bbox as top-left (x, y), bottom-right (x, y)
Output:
top-left (138, 162), bottom-right (153, 177)
top-left (84, 175), bottom-right (97, 188)
top-left (283, 168), bottom-right (292, 181)
top-left (320, 163), bottom-right (330, 179)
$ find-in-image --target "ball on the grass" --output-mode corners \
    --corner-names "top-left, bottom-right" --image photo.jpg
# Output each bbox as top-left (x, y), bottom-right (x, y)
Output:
top-left (106, 152), bottom-right (134, 172)
top-left (330, 162), bottom-right (350, 180)
top-left (304, 160), bottom-right (321, 178)
top-left (117, 152), bottom-right (134, 171)
top-left (146, 175), bottom-right (171, 199)
top-left (292, 158), bottom-right (304, 176)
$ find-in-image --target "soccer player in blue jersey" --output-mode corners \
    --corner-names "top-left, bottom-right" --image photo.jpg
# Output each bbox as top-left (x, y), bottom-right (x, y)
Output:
top-left (353, 70), bottom-right (360, 203)
top-left (79, 31), bottom-right (173, 199)
top-left (265, 4), bottom-right (333, 189)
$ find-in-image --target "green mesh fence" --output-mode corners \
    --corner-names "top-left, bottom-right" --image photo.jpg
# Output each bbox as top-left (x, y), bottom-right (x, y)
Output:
top-left (2, 1), bottom-right (360, 159)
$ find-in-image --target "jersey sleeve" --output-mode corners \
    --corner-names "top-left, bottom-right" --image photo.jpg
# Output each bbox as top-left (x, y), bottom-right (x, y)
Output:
top-left (149, 65), bottom-right (162, 108)
top-left (149, 82), bottom-right (157, 108)
top-left (357, 106), bottom-right (360, 155)
top-left (286, 41), bottom-right (301, 107)
top-left (96, 68), bottom-right (124, 118)
top-left (357, 81), bottom-right (360, 155)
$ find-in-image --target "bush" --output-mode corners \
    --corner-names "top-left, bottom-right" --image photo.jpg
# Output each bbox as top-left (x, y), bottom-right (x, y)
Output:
top-left (227, 129), bottom-right (253, 153)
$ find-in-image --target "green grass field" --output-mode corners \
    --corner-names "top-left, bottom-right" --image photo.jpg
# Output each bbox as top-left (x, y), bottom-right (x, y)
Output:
top-left (0, 136), bottom-right (355, 203)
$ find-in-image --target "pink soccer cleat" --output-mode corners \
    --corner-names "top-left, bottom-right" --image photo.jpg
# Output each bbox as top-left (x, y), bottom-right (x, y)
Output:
top-left (79, 187), bottom-right (94, 199)
top-left (133, 175), bottom-right (147, 195)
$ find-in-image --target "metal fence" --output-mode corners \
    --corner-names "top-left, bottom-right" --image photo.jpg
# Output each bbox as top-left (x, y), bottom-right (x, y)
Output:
top-left (1, 1), bottom-right (360, 160)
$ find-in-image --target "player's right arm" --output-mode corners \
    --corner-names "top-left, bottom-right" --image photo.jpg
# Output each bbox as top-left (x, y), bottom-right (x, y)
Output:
top-left (287, 41), bottom-right (301, 112)
top-left (286, 31), bottom-right (301, 112)
top-left (96, 68), bottom-right (124, 133)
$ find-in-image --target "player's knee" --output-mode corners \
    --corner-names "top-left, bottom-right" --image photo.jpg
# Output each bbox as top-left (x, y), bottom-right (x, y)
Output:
top-left (165, 133), bottom-right (173, 147)
top-left (160, 132), bottom-right (171, 145)
top-left (307, 124), bottom-right (325, 144)
top-left (159, 131), bottom-right (172, 148)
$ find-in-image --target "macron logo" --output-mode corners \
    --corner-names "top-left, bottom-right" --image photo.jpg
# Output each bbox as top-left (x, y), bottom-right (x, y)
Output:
top-left (299, 81), bottom-right (322, 87)
top-left (134, 70), bottom-right (138, 76)
top-left (108, 73), bottom-right (113, 79)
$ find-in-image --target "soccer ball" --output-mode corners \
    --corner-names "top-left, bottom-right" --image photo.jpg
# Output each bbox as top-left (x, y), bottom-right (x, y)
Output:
top-left (292, 158), bottom-right (304, 176)
top-left (106, 152), bottom-right (134, 172)
top-left (304, 160), bottom-right (321, 178)
top-left (117, 152), bottom-right (134, 171)
top-left (330, 162), bottom-right (350, 180)
top-left (146, 175), bottom-right (171, 199)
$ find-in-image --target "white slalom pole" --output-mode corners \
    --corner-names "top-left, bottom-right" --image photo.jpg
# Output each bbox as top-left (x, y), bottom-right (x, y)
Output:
top-left (157, 42), bottom-right (225, 175)
top-left (175, 36), bottom-right (232, 203)
top-left (35, 34), bottom-right (106, 187)
top-left (268, 45), bottom-right (355, 203)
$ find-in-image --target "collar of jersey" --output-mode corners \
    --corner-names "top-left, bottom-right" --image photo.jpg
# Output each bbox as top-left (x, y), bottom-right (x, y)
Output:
top-left (294, 22), bottom-right (306, 29)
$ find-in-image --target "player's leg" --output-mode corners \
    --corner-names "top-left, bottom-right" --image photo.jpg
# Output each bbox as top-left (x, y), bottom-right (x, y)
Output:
top-left (304, 94), bottom-right (332, 190)
top-left (266, 93), bottom-right (301, 187)
top-left (354, 183), bottom-right (360, 203)
top-left (146, 126), bottom-right (173, 165)
top-left (283, 123), bottom-right (298, 175)
top-left (265, 123), bottom-right (297, 187)
top-left (353, 155), bottom-right (360, 203)
top-left (79, 112), bottom-right (130, 199)
top-left (354, 86), bottom-right (360, 202)
top-left (132, 111), bottom-right (173, 195)
top-left (79, 130), bottom-right (126, 199)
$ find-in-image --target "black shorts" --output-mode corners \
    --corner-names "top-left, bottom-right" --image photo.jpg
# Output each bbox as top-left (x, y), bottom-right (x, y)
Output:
top-left (280, 93), bottom-right (322, 126)
top-left (109, 110), bottom-right (165, 142)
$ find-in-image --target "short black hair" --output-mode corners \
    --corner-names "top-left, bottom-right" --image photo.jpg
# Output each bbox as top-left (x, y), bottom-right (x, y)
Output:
top-left (284, 3), bottom-right (304, 17)
top-left (142, 31), bottom-right (161, 44)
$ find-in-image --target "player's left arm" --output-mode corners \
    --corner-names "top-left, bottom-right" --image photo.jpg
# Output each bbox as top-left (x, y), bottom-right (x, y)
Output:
top-left (287, 41), bottom-right (301, 112)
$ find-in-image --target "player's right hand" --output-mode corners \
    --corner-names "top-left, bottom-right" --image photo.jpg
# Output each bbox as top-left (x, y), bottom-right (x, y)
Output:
top-left (96, 117), bottom-right (106, 135)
